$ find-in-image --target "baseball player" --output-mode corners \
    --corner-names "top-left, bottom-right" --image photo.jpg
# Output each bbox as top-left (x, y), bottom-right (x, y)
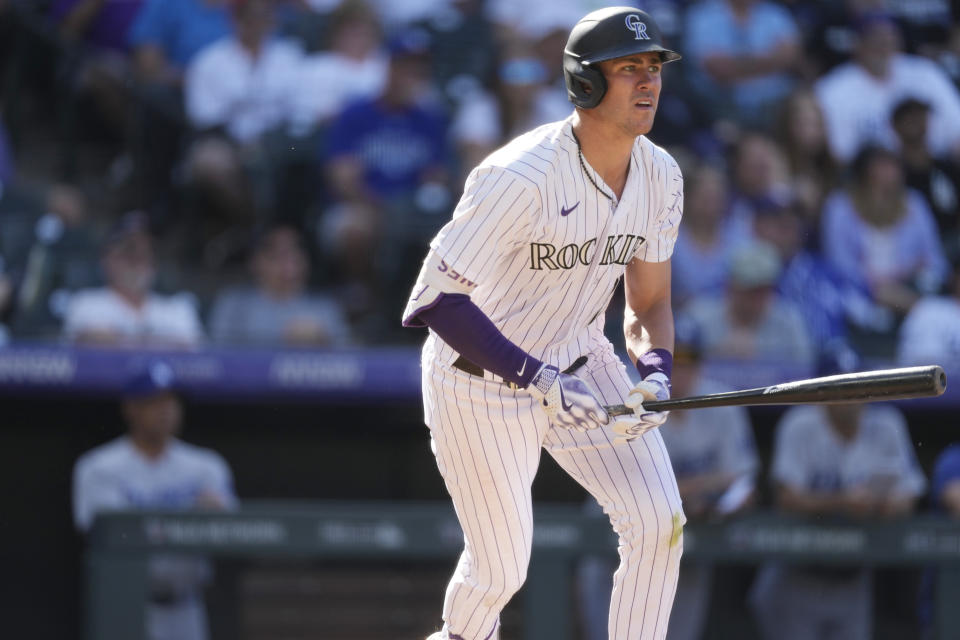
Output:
top-left (403, 8), bottom-right (686, 639)
top-left (73, 362), bottom-right (237, 640)
top-left (748, 351), bottom-right (926, 640)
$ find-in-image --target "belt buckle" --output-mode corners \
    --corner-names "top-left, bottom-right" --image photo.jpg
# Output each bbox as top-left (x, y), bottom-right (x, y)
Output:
top-left (506, 381), bottom-right (519, 390)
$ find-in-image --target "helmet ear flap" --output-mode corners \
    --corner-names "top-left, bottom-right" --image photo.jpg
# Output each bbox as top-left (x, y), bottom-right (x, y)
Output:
top-left (563, 57), bottom-right (606, 109)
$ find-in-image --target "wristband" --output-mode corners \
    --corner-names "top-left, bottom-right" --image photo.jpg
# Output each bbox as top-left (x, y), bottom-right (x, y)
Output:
top-left (636, 348), bottom-right (673, 380)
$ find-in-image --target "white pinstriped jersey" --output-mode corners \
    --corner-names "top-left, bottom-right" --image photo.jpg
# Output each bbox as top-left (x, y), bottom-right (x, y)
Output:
top-left (413, 115), bottom-right (683, 370)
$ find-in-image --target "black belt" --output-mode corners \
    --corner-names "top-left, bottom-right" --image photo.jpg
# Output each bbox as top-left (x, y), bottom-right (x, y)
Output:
top-left (451, 355), bottom-right (588, 389)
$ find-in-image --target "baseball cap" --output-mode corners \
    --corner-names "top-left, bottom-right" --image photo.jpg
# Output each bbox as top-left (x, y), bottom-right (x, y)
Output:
top-left (729, 241), bottom-right (782, 289)
top-left (123, 361), bottom-right (178, 399)
top-left (387, 28), bottom-right (431, 58)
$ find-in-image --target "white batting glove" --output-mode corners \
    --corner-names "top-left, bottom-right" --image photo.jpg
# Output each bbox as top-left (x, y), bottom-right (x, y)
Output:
top-left (611, 372), bottom-right (671, 444)
top-left (527, 364), bottom-right (609, 432)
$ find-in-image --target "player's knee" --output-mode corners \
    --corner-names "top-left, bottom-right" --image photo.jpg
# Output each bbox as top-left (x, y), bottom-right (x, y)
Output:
top-left (615, 501), bottom-right (685, 556)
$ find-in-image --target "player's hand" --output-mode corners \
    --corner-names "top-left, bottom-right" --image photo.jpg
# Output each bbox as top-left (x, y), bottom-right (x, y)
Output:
top-left (611, 372), bottom-right (671, 444)
top-left (527, 364), bottom-right (609, 432)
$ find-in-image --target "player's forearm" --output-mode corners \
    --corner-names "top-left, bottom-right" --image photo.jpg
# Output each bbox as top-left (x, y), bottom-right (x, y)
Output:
top-left (624, 294), bottom-right (674, 367)
top-left (416, 293), bottom-right (541, 388)
top-left (776, 485), bottom-right (845, 515)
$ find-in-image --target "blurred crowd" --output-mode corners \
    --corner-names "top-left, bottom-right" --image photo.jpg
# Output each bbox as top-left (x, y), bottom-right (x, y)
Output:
top-left (0, 0), bottom-right (958, 367)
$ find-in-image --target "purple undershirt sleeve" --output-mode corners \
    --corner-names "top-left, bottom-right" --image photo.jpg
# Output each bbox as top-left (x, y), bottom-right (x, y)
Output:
top-left (636, 348), bottom-right (673, 380)
top-left (415, 293), bottom-right (542, 387)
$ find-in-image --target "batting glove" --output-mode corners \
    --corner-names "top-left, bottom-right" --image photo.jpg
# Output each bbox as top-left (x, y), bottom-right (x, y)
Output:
top-left (611, 372), bottom-right (671, 444)
top-left (527, 364), bottom-right (609, 432)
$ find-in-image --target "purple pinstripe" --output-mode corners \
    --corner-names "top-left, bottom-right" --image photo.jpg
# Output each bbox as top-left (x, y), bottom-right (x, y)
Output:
top-left (424, 343), bottom-right (683, 640)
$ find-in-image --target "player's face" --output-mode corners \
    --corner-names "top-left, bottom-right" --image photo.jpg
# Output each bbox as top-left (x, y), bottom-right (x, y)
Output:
top-left (125, 392), bottom-right (182, 443)
top-left (596, 53), bottom-right (663, 137)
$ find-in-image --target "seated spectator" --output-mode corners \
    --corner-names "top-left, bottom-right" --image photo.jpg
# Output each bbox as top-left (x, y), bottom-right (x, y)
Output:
top-left (726, 131), bottom-right (790, 244)
top-left (208, 223), bottom-right (351, 347)
top-left (183, 0), bottom-right (303, 224)
top-left (128, 0), bottom-right (232, 86)
top-left (683, 240), bottom-right (814, 366)
top-left (49, 0), bottom-right (145, 140)
top-left (775, 87), bottom-right (839, 227)
top-left (577, 319), bottom-right (759, 640)
top-left (815, 13), bottom-right (960, 163)
top-left (897, 246), bottom-right (960, 366)
top-left (323, 28), bottom-right (453, 326)
top-left (127, 0), bottom-right (234, 207)
top-left (63, 211), bottom-right (204, 347)
top-left (289, 0), bottom-right (387, 134)
top-left (752, 192), bottom-right (888, 347)
top-left (73, 361), bottom-right (236, 640)
top-left (671, 162), bottom-right (736, 307)
top-left (413, 0), bottom-right (497, 107)
top-left (891, 97), bottom-right (960, 251)
top-left (821, 146), bottom-right (948, 329)
top-left (684, 0), bottom-right (801, 127)
top-left (749, 350), bottom-right (926, 640)
top-left (451, 55), bottom-right (570, 178)
top-left (6, 185), bottom-right (101, 339)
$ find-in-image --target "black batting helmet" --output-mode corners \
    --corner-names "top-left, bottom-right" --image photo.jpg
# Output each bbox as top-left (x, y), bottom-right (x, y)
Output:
top-left (564, 7), bottom-right (681, 109)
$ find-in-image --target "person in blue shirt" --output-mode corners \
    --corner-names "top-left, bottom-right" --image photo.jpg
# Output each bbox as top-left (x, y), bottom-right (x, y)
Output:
top-left (684, 0), bottom-right (801, 126)
top-left (750, 190), bottom-right (891, 349)
top-left (322, 28), bottom-right (453, 335)
top-left (128, 0), bottom-right (233, 85)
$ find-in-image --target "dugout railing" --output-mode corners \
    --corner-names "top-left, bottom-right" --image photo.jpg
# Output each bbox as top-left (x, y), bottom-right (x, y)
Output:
top-left (86, 502), bottom-right (960, 640)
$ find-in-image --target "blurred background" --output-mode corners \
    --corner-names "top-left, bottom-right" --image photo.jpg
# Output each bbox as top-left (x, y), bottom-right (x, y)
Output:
top-left (1, 0), bottom-right (960, 638)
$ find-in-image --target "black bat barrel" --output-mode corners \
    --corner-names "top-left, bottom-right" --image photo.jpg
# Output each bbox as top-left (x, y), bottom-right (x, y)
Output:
top-left (607, 365), bottom-right (947, 415)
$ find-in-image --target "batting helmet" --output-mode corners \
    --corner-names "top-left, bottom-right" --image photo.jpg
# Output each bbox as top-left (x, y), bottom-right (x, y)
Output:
top-left (563, 7), bottom-right (681, 109)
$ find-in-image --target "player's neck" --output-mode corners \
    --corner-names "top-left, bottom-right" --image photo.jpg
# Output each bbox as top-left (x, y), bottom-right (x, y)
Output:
top-left (130, 434), bottom-right (170, 461)
top-left (572, 114), bottom-right (634, 199)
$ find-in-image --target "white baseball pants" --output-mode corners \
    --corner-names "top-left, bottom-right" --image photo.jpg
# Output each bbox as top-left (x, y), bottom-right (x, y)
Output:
top-left (422, 343), bottom-right (685, 640)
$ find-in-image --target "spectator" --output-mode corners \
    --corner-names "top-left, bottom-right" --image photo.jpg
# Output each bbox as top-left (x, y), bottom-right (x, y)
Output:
top-left (323, 28), bottom-right (453, 326)
top-left (128, 0), bottom-right (232, 85)
top-left (127, 0), bottom-right (234, 209)
top-left (684, 0), bottom-right (801, 126)
top-left (671, 162), bottom-right (736, 307)
top-left (726, 131), bottom-right (790, 244)
top-left (683, 240), bottom-right (814, 365)
top-left (6, 184), bottom-right (101, 339)
top-left (577, 319), bottom-right (759, 640)
top-left (208, 223), bottom-right (351, 346)
top-left (749, 350), bottom-right (926, 640)
top-left (891, 97), bottom-right (960, 250)
top-left (815, 12), bottom-right (960, 163)
top-left (775, 87), bottom-right (839, 226)
top-left (413, 0), bottom-right (497, 107)
top-left (62, 211), bottom-right (204, 347)
top-left (183, 0), bottom-right (303, 224)
top-left (73, 361), bottom-right (236, 640)
top-left (751, 191), bottom-right (887, 348)
top-left (49, 0), bottom-right (146, 177)
top-left (821, 145), bottom-right (948, 331)
top-left (897, 246), bottom-right (960, 366)
top-left (289, 0), bottom-right (386, 134)
top-left (451, 55), bottom-right (569, 179)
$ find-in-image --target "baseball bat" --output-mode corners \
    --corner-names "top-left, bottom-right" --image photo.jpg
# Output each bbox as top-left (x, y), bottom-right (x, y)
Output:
top-left (604, 365), bottom-right (947, 417)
